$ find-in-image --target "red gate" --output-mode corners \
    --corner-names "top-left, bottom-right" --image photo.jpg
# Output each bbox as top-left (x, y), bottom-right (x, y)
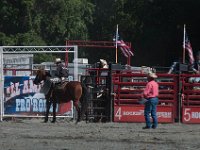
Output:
top-left (112, 72), bottom-right (178, 123)
top-left (181, 74), bottom-right (200, 123)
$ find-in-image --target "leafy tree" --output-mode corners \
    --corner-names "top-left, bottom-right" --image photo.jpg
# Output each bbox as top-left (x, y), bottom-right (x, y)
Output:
top-left (0, 32), bottom-right (16, 45)
top-left (33, 0), bottom-right (94, 45)
top-left (0, 0), bottom-right (94, 63)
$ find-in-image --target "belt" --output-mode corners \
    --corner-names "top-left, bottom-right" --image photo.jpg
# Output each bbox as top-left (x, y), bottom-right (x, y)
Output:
top-left (148, 97), bottom-right (157, 99)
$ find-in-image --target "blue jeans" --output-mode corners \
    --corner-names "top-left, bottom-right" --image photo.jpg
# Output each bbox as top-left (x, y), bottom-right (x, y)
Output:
top-left (144, 97), bottom-right (159, 128)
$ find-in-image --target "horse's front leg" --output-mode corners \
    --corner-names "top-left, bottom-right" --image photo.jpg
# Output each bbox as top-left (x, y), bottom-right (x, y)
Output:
top-left (44, 98), bottom-right (51, 123)
top-left (51, 98), bottom-right (57, 123)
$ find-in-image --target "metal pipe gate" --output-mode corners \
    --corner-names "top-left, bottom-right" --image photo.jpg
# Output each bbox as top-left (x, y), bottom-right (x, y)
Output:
top-left (181, 74), bottom-right (200, 123)
top-left (81, 68), bottom-right (110, 122)
top-left (112, 72), bottom-right (178, 123)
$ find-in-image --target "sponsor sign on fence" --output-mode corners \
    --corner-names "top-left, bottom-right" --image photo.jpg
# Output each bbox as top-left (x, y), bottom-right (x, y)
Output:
top-left (114, 105), bottom-right (173, 123)
top-left (182, 107), bottom-right (200, 123)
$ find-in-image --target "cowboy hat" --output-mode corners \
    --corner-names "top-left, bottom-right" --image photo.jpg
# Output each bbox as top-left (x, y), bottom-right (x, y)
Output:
top-left (147, 72), bottom-right (157, 78)
top-left (55, 58), bottom-right (62, 63)
top-left (100, 59), bottom-right (107, 65)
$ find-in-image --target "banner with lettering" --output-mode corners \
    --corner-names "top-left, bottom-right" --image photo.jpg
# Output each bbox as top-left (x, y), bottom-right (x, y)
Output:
top-left (4, 76), bottom-right (73, 117)
top-left (114, 105), bottom-right (174, 123)
top-left (182, 107), bottom-right (200, 123)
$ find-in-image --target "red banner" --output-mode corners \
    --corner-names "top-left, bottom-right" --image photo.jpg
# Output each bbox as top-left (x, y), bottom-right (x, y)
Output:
top-left (182, 107), bottom-right (200, 123)
top-left (114, 105), bottom-right (174, 123)
top-left (59, 101), bottom-right (73, 116)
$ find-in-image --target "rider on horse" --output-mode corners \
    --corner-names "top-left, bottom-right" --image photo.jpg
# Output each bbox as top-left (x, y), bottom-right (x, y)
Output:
top-left (40, 58), bottom-right (69, 95)
top-left (33, 68), bottom-right (88, 123)
top-left (55, 58), bottom-right (69, 82)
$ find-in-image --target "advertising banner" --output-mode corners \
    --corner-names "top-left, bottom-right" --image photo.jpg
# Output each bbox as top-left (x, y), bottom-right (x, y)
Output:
top-left (114, 105), bottom-right (173, 123)
top-left (182, 107), bottom-right (200, 123)
top-left (4, 76), bottom-right (73, 117)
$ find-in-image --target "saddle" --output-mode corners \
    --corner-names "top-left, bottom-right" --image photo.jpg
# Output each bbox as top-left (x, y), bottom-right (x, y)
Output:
top-left (54, 81), bottom-right (68, 91)
top-left (40, 77), bottom-right (68, 96)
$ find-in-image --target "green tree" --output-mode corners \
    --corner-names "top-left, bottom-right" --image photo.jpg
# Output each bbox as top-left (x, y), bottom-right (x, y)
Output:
top-left (0, 0), bottom-right (94, 63)
top-left (33, 0), bottom-right (94, 45)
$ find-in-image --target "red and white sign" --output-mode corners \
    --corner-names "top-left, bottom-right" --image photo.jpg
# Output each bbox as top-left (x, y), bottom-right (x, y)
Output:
top-left (182, 107), bottom-right (200, 123)
top-left (59, 101), bottom-right (73, 116)
top-left (114, 105), bottom-right (174, 123)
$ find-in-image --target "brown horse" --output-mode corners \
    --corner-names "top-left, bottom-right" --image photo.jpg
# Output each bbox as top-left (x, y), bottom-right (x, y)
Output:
top-left (33, 69), bottom-right (88, 123)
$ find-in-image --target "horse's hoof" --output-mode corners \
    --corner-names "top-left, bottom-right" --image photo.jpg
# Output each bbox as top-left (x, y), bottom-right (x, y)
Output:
top-left (75, 119), bottom-right (81, 124)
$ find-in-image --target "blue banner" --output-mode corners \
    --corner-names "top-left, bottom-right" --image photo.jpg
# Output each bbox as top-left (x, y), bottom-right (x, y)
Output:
top-left (4, 76), bottom-right (72, 116)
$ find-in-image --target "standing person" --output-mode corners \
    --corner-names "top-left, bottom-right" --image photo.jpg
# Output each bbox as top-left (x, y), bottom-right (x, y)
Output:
top-left (55, 58), bottom-right (69, 81)
top-left (142, 72), bottom-right (159, 129)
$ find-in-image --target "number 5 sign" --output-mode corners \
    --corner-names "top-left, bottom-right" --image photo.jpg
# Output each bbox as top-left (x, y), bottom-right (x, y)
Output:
top-left (182, 107), bottom-right (200, 123)
top-left (183, 108), bottom-right (191, 122)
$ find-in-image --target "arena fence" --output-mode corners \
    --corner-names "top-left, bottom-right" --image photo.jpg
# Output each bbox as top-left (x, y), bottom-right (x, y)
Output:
top-left (2, 51), bottom-right (200, 124)
top-left (83, 66), bottom-right (200, 124)
top-left (112, 72), bottom-right (178, 123)
top-left (181, 74), bottom-right (200, 123)
top-left (81, 68), bottom-right (110, 122)
top-left (0, 46), bottom-right (78, 121)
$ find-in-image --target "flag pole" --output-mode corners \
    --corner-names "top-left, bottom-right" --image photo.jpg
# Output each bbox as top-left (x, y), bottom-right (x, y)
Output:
top-left (183, 24), bottom-right (186, 64)
top-left (115, 24), bottom-right (118, 64)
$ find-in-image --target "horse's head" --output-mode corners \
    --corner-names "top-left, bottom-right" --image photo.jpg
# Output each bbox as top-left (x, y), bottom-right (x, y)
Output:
top-left (33, 69), bottom-right (51, 85)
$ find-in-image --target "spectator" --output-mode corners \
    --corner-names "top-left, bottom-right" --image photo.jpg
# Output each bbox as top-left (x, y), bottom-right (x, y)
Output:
top-left (55, 58), bottom-right (69, 81)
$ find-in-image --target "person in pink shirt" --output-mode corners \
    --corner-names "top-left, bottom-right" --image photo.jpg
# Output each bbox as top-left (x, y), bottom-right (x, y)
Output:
top-left (142, 72), bottom-right (159, 129)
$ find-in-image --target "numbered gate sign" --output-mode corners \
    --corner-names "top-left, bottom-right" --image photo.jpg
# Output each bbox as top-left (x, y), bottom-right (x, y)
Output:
top-left (182, 107), bottom-right (200, 123)
top-left (114, 105), bottom-right (174, 123)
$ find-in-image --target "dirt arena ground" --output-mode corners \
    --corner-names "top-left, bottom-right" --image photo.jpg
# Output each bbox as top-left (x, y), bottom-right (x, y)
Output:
top-left (0, 118), bottom-right (200, 150)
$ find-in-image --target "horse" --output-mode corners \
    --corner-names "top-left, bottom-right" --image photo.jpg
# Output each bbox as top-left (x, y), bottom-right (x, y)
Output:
top-left (33, 69), bottom-right (88, 123)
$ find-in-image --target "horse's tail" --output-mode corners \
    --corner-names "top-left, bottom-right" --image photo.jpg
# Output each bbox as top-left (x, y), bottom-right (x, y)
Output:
top-left (80, 83), bottom-right (89, 122)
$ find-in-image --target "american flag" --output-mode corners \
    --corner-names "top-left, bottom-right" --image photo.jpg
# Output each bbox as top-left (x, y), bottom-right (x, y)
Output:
top-left (113, 35), bottom-right (134, 57)
top-left (184, 33), bottom-right (194, 64)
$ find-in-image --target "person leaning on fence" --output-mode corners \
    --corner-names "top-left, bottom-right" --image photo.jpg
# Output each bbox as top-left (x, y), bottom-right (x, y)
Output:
top-left (55, 58), bottom-right (69, 81)
top-left (142, 72), bottom-right (159, 129)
